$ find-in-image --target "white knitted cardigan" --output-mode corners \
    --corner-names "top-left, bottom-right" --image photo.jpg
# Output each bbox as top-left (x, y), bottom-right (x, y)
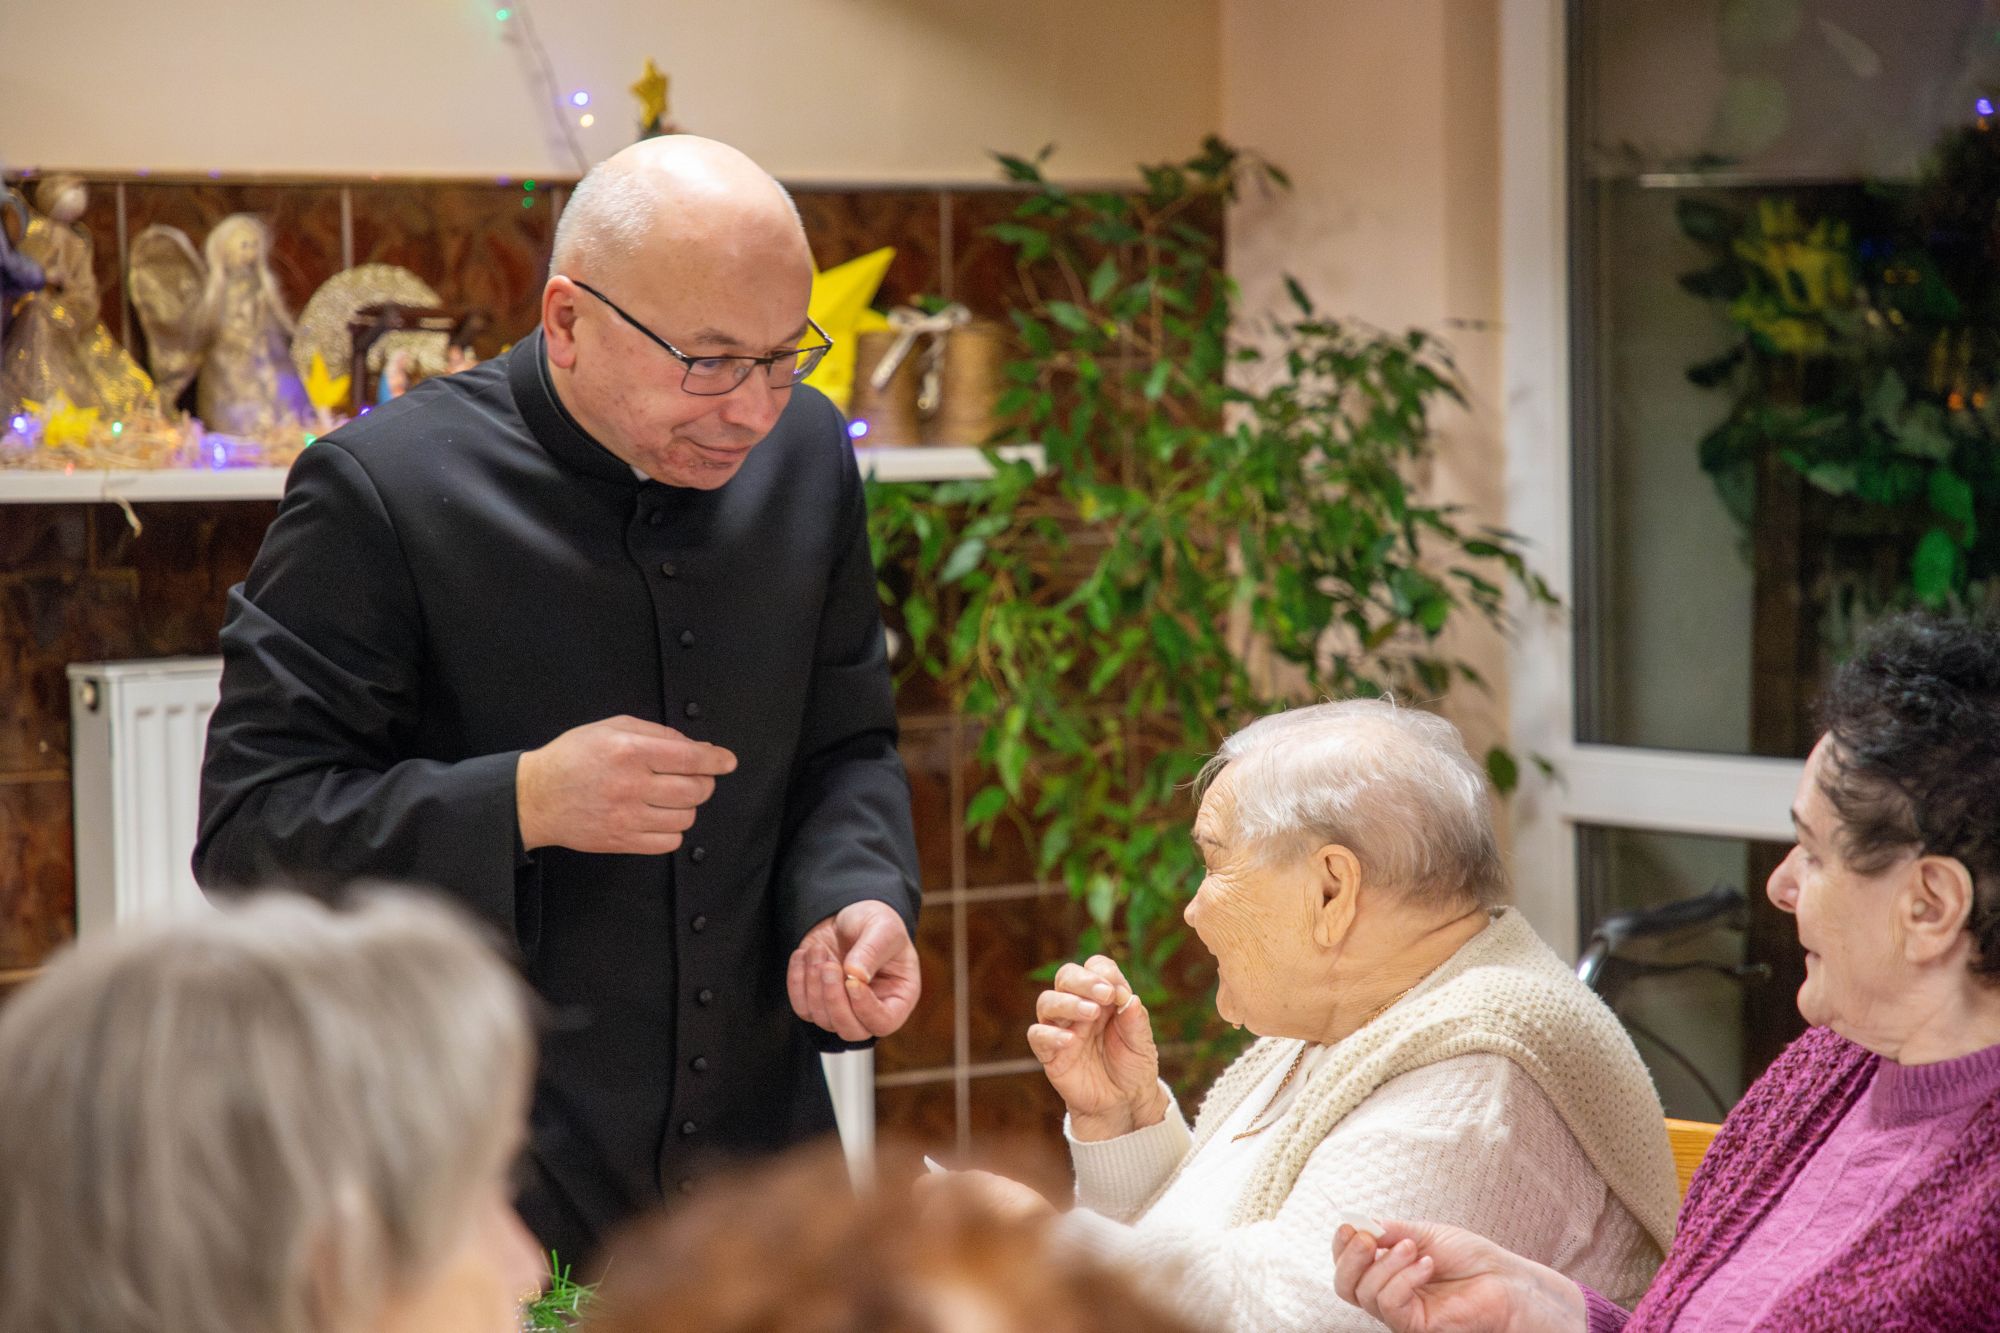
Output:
top-left (1152, 908), bottom-right (1680, 1254)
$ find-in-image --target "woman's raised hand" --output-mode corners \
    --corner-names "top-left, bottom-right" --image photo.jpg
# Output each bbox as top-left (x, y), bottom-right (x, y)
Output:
top-left (1027, 954), bottom-right (1167, 1141)
top-left (1332, 1220), bottom-right (1588, 1333)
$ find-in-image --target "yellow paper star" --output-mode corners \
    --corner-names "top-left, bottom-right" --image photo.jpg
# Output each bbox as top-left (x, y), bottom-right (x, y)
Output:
top-left (23, 395), bottom-right (100, 450)
top-left (803, 247), bottom-right (896, 410)
top-left (302, 353), bottom-right (351, 415)
top-left (631, 58), bottom-right (670, 132)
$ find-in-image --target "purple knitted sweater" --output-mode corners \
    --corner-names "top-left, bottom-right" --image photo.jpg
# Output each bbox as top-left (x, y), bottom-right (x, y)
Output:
top-left (1585, 1026), bottom-right (2000, 1331)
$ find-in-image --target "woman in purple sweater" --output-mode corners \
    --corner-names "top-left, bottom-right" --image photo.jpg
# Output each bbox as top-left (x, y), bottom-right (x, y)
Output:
top-left (1332, 613), bottom-right (2000, 1332)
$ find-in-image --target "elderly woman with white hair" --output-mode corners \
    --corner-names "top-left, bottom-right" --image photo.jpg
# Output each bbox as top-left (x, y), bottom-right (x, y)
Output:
top-left (954, 699), bottom-right (1679, 1332)
top-left (0, 892), bottom-right (546, 1333)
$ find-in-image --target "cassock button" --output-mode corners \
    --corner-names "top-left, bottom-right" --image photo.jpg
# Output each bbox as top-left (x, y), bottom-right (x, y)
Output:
top-left (691, 914), bottom-right (708, 933)
top-left (680, 1120), bottom-right (699, 1137)
top-left (696, 987), bottom-right (715, 1005)
top-left (647, 511), bottom-right (664, 528)
top-left (660, 560), bottom-right (678, 578)
top-left (679, 629), bottom-right (696, 648)
top-left (684, 701), bottom-right (702, 719)
top-left (690, 846), bottom-right (707, 864)
top-left (690, 1055), bottom-right (709, 1073)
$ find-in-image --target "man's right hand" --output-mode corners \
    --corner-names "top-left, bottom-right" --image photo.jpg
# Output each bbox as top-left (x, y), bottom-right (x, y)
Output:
top-left (515, 716), bottom-right (737, 854)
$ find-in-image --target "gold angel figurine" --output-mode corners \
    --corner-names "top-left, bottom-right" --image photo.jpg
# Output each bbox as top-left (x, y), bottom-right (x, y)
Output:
top-left (0, 175), bottom-right (158, 420)
top-left (130, 213), bottom-right (309, 435)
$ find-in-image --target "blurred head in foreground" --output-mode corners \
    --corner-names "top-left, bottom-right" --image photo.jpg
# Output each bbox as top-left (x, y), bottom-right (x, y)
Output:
top-left (581, 1146), bottom-right (1209, 1333)
top-left (0, 890), bottom-right (544, 1333)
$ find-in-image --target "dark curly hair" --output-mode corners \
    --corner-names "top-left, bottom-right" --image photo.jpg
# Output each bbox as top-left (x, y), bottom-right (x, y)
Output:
top-left (1818, 613), bottom-right (2000, 980)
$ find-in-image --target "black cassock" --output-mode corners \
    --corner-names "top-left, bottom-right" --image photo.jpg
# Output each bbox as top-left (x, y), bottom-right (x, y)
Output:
top-left (195, 331), bottom-right (921, 1262)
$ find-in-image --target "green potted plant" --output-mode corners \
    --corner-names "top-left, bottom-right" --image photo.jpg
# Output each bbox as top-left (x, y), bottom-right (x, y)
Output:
top-left (867, 139), bottom-right (1550, 1073)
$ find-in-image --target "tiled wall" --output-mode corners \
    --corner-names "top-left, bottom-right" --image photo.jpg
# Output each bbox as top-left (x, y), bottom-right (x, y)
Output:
top-left (0, 172), bottom-right (1220, 1181)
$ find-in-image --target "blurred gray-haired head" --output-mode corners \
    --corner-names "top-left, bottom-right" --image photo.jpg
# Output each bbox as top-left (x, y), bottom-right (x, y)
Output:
top-left (0, 890), bottom-right (534, 1333)
top-left (1198, 698), bottom-right (1508, 908)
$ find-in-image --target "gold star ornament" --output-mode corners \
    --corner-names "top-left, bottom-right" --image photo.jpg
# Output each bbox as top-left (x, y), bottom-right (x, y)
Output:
top-left (22, 394), bottom-right (101, 451)
top-left (302, 353), bottom-right (352, 416)
top-left (632, 59), bottom-right (670, 133)
top-left (803, 247), bottom-right (896, 411)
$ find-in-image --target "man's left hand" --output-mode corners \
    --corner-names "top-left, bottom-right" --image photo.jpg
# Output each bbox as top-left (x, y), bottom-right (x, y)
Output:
top-left (788, 900), bottom-right (920, 1041)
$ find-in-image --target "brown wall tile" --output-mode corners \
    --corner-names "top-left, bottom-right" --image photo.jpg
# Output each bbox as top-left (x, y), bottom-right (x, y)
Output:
top-left (874, 1079), bottom-right (958, 1154)
top-left (0, 571), bottom-right (141, 773)
top-left (897, 722), bottom-right (956, 897)
top-left (876, 897), bottom-right (955, 1076)
top-left (965, 889), bottom-right (1082, 1063)
top-left (962, 1071), bottom-right (1070, 1197)
top-left (348, 182), bottom-right (556, 357)
top-left (0, 505), bottom-right (91, 575)
top-left (792, 190), bottom-right (946, 309)
top-left (121, 181), bottom-right (348, 328)
top-left (0, 780), bottom-right (73, 970)
top-left (96, 503), bottom-right (275, 657)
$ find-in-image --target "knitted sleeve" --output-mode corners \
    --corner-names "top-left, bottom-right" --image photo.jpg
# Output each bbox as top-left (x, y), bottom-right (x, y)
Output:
top-left (1052, 1053), bottom-right (1660, 1333)
top-left (1067, 1082), bottom-right (1194, 1222)
top-left (1581, 1285), bottom-right (1632, 1333)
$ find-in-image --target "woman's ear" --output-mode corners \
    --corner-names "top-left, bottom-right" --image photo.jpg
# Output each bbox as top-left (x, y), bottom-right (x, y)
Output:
top-left (1903, 854), bottom-right (1976, 966)
top-left (1311, 844), bottom-right (1363, 950)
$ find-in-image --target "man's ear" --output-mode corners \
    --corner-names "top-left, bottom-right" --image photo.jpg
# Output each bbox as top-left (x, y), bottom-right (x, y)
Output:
top-left (542, 277), bottom-right (582, 368)
top-left (1902, 854), bottom-right (1976, 967)
top-left (1311, 843), bottom-right (1363, 950)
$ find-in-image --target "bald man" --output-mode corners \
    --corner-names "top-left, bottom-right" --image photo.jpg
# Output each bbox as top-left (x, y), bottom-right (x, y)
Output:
top-left (195, 138), bottom-right (923, 1263)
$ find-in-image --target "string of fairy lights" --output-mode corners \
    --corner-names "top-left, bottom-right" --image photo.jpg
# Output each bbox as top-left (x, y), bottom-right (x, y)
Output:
top-left (492, 3), bottom-right (594, 177)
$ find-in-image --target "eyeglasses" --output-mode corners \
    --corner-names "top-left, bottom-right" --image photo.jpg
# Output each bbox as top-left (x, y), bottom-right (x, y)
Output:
top-left (570, 279), bottom-right (833, 396)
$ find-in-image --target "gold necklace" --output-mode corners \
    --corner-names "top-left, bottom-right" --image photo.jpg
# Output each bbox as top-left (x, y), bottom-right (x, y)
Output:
top-left (1228, 984), bottom-right (1418, 1144)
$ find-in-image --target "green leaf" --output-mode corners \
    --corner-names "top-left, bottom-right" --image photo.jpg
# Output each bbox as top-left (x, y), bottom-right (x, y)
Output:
top-left (1143, 360), bottom-right (1173, 401)
top-left (1089, 255), bottom-right (1121, 304)
top-left (902, 596), bottom-right (936, 651)
top-left (992, 152), bottom-right (1044, 183)
top-left (1283, 275), bottom-right (1313, 315)
top-left (1484, 746), bottom-right (1520, 795)
top-left (1085, 872), bottom-right (1118, 927)
top-left (1912, 527), bottom-right (1961, 607)
top-left (939, 536), bottom-right (987, 584)
top-left (1803, 462), bottom-right (1858, 496)
top-left (1047, 301), bottom-right (1092, 334)
top-left (966, 785), bottom-right (1010, 826)
top-left (1891, 405), bottom-right (1955, 461)
top-left (1929, 467), bottom-right (1976, 544)
top-left (1867, 369), bottom-right (1908, 426)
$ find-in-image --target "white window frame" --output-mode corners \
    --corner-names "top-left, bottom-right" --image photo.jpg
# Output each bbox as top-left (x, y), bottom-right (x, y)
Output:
top-left (1499, 0), bottom-right (1804, 958)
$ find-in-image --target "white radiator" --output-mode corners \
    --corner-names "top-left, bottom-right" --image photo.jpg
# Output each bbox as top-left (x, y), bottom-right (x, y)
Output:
top-left (63, 655), bottom-right (876, 1173)
top-left (67, 657), bottom-right (221, 935)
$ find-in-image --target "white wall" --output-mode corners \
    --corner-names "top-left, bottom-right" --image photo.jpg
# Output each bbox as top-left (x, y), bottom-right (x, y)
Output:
top-left (1220, 0), bottom-right (1513, 778)
top-left (0, 0), bottom-right (1220, 181)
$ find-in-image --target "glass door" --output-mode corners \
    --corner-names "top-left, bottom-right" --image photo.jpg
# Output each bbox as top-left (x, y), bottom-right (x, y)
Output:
top-left (1502, 0), bottom-right (2000, 1112)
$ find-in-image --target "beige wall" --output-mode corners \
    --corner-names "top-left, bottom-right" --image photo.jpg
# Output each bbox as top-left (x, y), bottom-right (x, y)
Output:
top-left (1220, 0), bottom-right (1512, 769)
top-left (0, 0), bottom-right (1219, 181)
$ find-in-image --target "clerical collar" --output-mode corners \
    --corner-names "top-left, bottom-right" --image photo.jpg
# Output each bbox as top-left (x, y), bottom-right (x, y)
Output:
top-left (506, 328), bottom-right (648, 487)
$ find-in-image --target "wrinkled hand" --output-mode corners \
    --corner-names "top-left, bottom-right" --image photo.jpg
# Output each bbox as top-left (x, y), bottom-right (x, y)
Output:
top-left (1027, 954), bottom-right (1166, 1140)
top-left (516, 716), bottom-right (736, 854)
top-left (913, 1168), bottom-right (1056, 1224)
top-left (789, 900), bottom-right (920, 1041)
top-left (1332, 1220), bottom-right (1586, 1333)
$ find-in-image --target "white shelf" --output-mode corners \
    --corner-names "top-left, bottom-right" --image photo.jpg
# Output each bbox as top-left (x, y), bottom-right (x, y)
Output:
top-left (0, 466), bottom-right (289, 503)
top-left (858, 444), bottom-right (1044, 483)
top-left (0, 445), bottom-right (1044, 504)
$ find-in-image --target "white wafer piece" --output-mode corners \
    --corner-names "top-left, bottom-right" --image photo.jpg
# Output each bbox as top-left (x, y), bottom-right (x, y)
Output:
top-left (1334, 1208), bottom-right (1385, 1237)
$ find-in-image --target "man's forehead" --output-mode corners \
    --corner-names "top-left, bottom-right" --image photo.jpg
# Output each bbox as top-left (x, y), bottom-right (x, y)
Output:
top-left (682, 317), bottom-right (811, 353)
